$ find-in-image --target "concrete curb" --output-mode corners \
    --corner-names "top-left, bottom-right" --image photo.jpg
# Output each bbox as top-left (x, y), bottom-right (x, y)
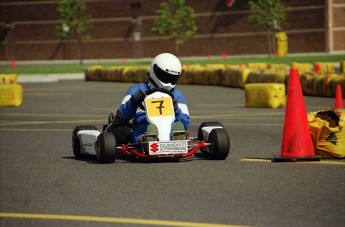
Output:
top-left (17, 73), bottom-right (84, 83)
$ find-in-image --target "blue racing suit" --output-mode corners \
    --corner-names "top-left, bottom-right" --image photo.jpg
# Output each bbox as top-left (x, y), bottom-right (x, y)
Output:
top-left (118, 81), bottom-right (190, 142)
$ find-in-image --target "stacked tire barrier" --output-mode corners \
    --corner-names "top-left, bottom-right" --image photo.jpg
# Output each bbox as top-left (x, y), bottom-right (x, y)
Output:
top-left (245, 83), bottom-right (286, 108)
top-left (85, 61), bottom-right (345, 98)
top-left (275, 32), bottom-right (288, 57)
top-left (0, 74), bottom-right (23, 107)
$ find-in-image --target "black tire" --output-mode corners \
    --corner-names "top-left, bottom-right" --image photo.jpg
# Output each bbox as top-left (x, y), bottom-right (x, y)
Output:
top-left (207, 128), bottom-right (230, 160)
top-left (197, 122), bottom-right (224, 141)
top-left (97, 133), bottom-right (116, 164)
top-left (72, 125), bottom-right (97, 159)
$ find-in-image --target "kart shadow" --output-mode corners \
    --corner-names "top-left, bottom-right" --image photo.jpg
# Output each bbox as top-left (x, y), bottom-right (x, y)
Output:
top-left (63, 155), bottom-right (98, 163)
top-left (63, 152), bottom-right (218, 164)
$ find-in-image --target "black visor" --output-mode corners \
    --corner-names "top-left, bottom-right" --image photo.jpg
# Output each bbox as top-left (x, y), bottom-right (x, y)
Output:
top-left (153, 64), bottom-right (180, 85)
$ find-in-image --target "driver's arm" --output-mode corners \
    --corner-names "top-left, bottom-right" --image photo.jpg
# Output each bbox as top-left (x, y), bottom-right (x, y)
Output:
top-left (118, 87), bottom-right (145, 121)
top-left (174, 93), bottom-right (190, 129)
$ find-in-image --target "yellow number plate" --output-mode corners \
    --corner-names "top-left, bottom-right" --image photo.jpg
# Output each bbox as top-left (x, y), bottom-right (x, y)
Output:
top-left (145, 97), bottom-right (174, 117)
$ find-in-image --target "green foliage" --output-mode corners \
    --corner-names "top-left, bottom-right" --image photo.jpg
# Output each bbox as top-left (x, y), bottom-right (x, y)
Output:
top-left (57, 0), bottom-right (92, 41)
top-left (248, 0), bottom-right (287, 32)
top-left (151, 0), bottom-right (197, 52)
top-left (248, 0), bottom-right (287, 57)
top-left (57, 0), bottom-right (92, 64)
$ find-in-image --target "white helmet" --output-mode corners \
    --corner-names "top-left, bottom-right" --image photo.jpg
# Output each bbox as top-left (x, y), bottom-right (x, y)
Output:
top-left (149, 53), bottom-right (182, 90)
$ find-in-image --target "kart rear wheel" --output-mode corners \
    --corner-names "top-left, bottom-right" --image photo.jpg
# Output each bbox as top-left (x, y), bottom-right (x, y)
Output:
top-left (72, 125), bottom-right (97, 159)
top-left (207, 128), bottom-right (230, 160)
top-left (197, 122), bottom-right (224, 141)
top-left (197, 122), bottom-right (224, 154)
top-left (97, 132), bottom-right (116, 163)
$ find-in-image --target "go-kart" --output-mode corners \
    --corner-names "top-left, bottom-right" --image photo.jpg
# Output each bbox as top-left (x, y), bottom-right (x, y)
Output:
top-left (72, 88), bottom-right (230, 163)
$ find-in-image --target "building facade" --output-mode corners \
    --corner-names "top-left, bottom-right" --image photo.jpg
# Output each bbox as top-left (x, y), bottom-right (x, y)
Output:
top-left (0, 0), bottom-right (344, 61)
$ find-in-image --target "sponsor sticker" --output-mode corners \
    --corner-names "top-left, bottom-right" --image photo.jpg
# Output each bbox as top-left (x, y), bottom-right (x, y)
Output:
top-left (149, 141), bottom-right (188, 155)
top-left (145, 97), bottom-right (174, 118)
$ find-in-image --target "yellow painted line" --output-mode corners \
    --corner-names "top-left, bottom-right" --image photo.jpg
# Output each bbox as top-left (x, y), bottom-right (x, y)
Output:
top-left (240, 158), bottom-right (271, 162)
top-left (240, 158), bottom-right (345, 165)
top-left (0, 213), bottom-right (250, 227)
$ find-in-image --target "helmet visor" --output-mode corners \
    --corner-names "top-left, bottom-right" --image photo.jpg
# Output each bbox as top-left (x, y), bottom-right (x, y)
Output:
top-left (153, 64), bottom-right (180, 85)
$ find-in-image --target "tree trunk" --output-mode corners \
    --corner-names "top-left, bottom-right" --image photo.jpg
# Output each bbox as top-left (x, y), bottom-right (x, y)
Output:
top-left (267, 30), bottom-right (272, 58)
top-left (271, 32), bottom-right (276, 56)
top-left (175, 40), bottom-right (179, 53)
top-left (77, 34), bottom-right (83, 64)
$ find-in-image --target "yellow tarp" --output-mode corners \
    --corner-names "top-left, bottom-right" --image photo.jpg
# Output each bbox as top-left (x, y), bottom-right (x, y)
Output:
top-left (308, 109), bottom-right (345, 158)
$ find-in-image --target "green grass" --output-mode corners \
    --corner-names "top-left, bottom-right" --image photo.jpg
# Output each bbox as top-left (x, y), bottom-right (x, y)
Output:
top-left (0, 54), bottom-right (344, 74)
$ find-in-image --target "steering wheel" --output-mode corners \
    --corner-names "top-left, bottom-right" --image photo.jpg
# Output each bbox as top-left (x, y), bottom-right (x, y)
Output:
top-left (145, 87), bottom-right (174, 99)
top-left (139, 88), bottom-right (174, 110)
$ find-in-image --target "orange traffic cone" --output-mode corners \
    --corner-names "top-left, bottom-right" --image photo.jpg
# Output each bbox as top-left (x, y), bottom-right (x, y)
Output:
top-left (315, 63), bottom-right (321, 74)
top-left (11, 58), bottom-right (16, 69)
top-left (273, 68), bottom-right (320, 162)
top-left (334, 85), bottom-right (344, 109)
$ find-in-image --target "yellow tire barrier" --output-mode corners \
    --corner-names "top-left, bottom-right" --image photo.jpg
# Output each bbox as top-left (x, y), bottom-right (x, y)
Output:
top-left (246, 62), bottom-right (268, 70)
top-left (0, 74), bottom-right (17, 84)
top-left (290, 62), bottom-right (313, 74)
top-left (340, 61), bottom-right (345, 73)
top-left (244, 83), bottom-right (286, 108)
top-left (0, 84), bottom-right (23, 107)
top-left (222, 67), bottom-right (250, 88)
top-left (84, 62), bottom-right (344, 98)
top-left (315, 62), bottom-right (335, 74)
top-left (275, 32), bottom-right (288, 57)
top-left (268, 63), bottom-right (288, 71)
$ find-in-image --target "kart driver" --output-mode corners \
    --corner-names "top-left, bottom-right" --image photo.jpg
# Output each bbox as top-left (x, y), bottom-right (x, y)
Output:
top-left (108, 53), bottom-right (190, 143)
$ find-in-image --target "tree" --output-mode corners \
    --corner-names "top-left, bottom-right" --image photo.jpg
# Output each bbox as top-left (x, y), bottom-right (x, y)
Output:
top-left (57, 0), bottom-right (92, 64)
top-left (151, 0), bottom-right (197, 53)
top-left (248, 0), bottom-right (287, 57)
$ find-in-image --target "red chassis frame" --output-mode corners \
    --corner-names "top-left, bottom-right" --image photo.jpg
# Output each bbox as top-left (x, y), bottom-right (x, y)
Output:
top-left (117, 140), bottom-right (208, 159)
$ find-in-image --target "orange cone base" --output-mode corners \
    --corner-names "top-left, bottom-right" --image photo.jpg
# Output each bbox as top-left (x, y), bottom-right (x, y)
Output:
top-left (272, 155), bottom-right (321, 162)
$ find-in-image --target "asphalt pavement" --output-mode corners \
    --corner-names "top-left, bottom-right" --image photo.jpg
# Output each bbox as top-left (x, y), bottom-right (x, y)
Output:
top-left (0, 80), bottom-right (344, 227)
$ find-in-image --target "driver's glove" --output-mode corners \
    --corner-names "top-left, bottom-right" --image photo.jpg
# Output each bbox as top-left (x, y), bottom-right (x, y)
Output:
top-left (173, 99), bottom-right (179, 111)
top-left (130, 90), bottom-right (146, 106)
top-left (108, 110), bottom-right (117, 123)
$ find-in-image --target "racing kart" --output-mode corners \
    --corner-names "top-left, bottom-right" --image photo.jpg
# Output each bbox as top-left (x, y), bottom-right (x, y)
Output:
top-left (72, 88), bottom-right (230, 163)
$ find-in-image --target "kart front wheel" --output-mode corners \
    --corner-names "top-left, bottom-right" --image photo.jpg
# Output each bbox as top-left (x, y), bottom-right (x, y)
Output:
top-left (208, 128), bottom-right (230, 160)
top-left (97, 133), bottom-right (116, 163)
top-left (72, 125), bottom-right (97, 159)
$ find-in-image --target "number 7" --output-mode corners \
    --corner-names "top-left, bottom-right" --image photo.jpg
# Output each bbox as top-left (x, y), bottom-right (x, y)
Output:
top-left (151, 100), bottom-right (164, 115)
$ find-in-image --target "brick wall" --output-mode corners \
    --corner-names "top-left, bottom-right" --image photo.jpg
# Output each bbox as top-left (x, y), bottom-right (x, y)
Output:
top-left (0, 0), bottom-right (341, 61)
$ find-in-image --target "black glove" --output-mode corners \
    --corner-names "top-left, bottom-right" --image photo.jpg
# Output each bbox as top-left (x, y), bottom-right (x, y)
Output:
top-left (173, 99), bottom-right (179, 111)
top-left (130, 90), bottom-right (146, 106)
top-left (108, 110), bottom-right (117, 123)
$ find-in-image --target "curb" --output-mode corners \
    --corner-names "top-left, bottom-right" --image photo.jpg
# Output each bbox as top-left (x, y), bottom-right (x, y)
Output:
top-left (17, 73), bottom-right (84, 83)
